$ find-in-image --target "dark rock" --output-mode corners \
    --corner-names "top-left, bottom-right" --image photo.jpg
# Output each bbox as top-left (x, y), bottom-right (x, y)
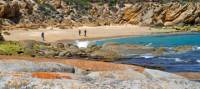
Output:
top-left (56, 43), bottom-right (65, 49)
top-left (153, 47), bottom-right (167, 56)
top-left (87, 43), bottom-right (97, 49)
top-left (0, 32), bottom-right (5, 41)
top-left (65, 52), bottom-right (73, 57)
top-left (101, 43), bottom-right (155, 57)
top-left (90, 49), bottom-right (121, 62)
top-left (77, 50), bottom-right (88, 58)
top-left (58, 51), bottom-right (68, 57)
top-left (45, 50), bottom-right (58, 57)
top-left (173, 46), bottom-right (193, 53)
top-left (24, 48), bottom-right (36, 57)
top-left (85, 44), bottom-right (101, 53)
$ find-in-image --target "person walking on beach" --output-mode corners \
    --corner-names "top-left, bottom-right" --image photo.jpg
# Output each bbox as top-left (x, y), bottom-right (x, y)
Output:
top-left (84, 30), bottom-right (87, 37)
top-left (79, 29), bottom-right (81, 36)
top-left (41, 32), bottom-right (45, 41)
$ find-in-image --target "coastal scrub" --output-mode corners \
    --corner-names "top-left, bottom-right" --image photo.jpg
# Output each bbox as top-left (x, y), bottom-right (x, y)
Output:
top-left (0, 41), bottom-right (23, 55)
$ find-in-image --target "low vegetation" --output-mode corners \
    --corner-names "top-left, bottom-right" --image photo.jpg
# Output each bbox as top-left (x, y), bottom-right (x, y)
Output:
top-left (0, 40), bottom-right (196, 62)
top-left (0, 41), bottom-right (43, 56)
top-left (0, 41), bottom-right (23, 55)
top-left (63, 0), bottom-right (91, 10)
top-left (174, 26), bottom-right (200, 32)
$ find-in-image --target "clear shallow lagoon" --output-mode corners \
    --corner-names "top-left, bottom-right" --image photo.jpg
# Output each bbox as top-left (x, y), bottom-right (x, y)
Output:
top-left (96, 32), bottom-right (200, 47)
top-left (96, 32), bottom-right (200, 72)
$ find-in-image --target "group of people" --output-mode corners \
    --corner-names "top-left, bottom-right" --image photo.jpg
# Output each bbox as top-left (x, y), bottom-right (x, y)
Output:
top-left (40, 29), bottom-right (88, 41)
top-left (79, 30), bottom-right (87, 37)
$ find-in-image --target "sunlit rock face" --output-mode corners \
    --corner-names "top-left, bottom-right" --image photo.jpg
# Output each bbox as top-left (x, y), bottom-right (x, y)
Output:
top-left (1, 1), bottom-right (200, 30)
top-left (0, 59), bottom-right (199, 89)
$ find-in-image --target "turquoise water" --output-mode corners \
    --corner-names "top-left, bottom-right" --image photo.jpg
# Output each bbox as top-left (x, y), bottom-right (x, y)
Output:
top-left (96, 32), bottom-right (200, 72)
top-left (96, 32), bottom-right (200, 47)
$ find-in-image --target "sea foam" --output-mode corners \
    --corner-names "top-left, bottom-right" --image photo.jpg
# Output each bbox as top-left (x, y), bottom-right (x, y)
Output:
top-left (174, 58), bottom-right (183, 62)
top-left (196, 60), bottom-right (200, 63)
top-left (140, 54), bottom-right (154, 59)
top-left (75, 40), bottom-right (90, 48)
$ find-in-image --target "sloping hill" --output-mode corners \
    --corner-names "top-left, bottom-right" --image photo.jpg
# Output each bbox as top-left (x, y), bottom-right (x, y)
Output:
top-left (0, 0), bottom-right (200, 30)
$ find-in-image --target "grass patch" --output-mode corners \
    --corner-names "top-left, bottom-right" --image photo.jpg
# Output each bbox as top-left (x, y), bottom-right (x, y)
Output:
top-left (0, 41), bottom-right (23, 55)
top-left (174, 26), bottom-right (191, 31)
top-left (173, 26), bottom-right (200, 32)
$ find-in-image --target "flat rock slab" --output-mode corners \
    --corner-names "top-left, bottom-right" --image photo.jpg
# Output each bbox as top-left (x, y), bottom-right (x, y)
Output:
top-left (0, 74), bottom-right (199, 89)
top-left (176, 72), bottom-right (200, 81)
top-left (0, 57), bottom-right (199, 89)
top-left (0, 60), bottom-right (75, 73)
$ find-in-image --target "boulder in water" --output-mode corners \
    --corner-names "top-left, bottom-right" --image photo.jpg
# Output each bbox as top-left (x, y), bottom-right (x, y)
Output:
top-left (173, 45), bottom-right (193, 53)
top-left (90, 49), bottom-right (121, 61)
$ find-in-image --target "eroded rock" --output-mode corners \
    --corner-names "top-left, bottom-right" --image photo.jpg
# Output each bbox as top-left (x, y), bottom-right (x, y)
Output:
top-left (0, 59), bottom-right (199, 89)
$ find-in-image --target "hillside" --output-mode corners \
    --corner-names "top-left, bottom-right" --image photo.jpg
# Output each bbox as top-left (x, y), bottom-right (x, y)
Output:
top-left (0, 0), bottom-right (200, 30)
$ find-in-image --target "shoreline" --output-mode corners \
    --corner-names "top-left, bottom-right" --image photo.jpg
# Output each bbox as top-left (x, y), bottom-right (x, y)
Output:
top-left (91, 31), bottom-right (199, 42)
top-left (3, 25), bottom-right (182, 42)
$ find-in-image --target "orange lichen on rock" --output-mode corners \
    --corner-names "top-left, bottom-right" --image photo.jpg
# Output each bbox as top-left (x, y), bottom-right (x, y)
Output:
top-left (62, 59), bottom-right (145, 73)
top-left (0, 72), bottom-right (29, 78)
top-left (176, 72), bottom-right (200, 80)
top-left (0, 55), bottom-right (145, 73)
top-left (32, 72), bottom-right (72, 79)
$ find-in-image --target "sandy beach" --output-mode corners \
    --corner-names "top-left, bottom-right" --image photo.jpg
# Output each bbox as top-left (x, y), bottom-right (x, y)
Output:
top-left (3, 25), bottom-right (176, 42)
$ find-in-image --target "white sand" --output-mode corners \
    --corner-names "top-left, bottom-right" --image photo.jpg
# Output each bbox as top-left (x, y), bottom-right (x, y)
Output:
top-left (3, 25), bottom-right (176, 42)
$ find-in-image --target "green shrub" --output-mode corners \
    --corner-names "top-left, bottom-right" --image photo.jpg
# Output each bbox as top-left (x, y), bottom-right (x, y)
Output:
top-left (108, 0), bottom-right (117, 7)
top-left (195, 26), bottom-right (200, 31)
top-left (38, 3), bottom-right (56, 15)
top-left (35, 0), bottom-right (45, 4)
top-left (174, 26), bottom-right (191, 31)
top-left (0, 42), bottom-right (23, 55)
top-left (63, 0), bottom-right (91, 9)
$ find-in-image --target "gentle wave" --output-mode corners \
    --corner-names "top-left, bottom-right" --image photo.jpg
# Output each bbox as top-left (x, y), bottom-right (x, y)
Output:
top-left (159, 57), bottom-right (185, 63)
top-left (140, 54), bottom-right (154, 59)
top-left (75, 40), bottom-right (90, 48)
top-left (197, 47), bottom-right (200, 50)
top-left (197, 60), bottom-right (200, 63)
top-left (145, 43), bottom-right (152, 46)
top-left (174, 58), bottom-right (184, 62)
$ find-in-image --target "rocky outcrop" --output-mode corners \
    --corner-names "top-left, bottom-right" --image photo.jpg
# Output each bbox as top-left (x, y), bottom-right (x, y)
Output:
top-left (119, 3), bottom-right (200, 26)
top-left (0, 60), bottom-right (75, 73)
top-left (0, 1), bottom-right (20, 19)
top-left (1, 1), bottom-right (200, 30)
top-left (0, 32), bottom-right (4, 41)
top-left (0, 40), bottom-right (196, 62)
top-left (0, 59), bottom-right (199, 89)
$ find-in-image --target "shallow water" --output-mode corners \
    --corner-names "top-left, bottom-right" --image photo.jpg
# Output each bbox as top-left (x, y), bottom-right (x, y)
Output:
top-left (96, 32), bottom-right (200, 72)
top-left (96, 32), bottom-right (200, 47)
